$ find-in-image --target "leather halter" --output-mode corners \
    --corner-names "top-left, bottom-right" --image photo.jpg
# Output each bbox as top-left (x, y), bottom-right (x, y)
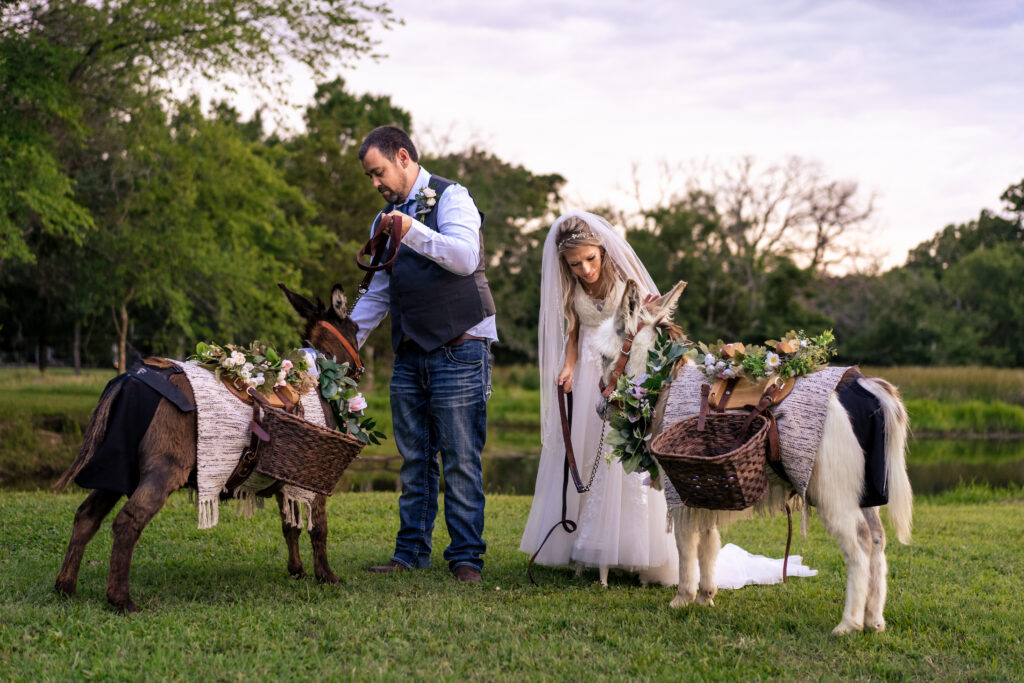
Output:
top-left (316, 320), bottom-right (363, 379)
top-left (600, 322), bottom-right (645, 398)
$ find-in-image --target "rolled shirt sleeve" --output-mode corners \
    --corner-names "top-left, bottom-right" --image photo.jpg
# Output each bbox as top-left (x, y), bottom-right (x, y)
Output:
top-left (401, 184), bottom-right (481, 276)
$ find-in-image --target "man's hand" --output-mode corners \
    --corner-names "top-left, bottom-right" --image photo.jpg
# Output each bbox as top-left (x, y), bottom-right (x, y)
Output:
top-left (380, 211), bottom-right (413, 239)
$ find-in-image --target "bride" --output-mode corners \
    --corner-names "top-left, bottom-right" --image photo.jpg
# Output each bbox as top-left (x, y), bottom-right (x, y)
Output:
top-left (519, 211), bottom-right (815, 588)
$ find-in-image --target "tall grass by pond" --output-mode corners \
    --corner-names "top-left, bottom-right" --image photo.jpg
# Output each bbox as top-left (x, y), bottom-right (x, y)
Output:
top-left (860, 365), bottom-right (1024, 405)
top-left (1, 485), bottom-right (1021, 679)
top-left (2, 366), bottom-right (1022, 489)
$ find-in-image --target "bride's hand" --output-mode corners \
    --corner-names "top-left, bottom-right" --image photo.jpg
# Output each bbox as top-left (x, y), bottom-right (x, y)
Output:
top-left (557, 366), bottom-right (574, 393)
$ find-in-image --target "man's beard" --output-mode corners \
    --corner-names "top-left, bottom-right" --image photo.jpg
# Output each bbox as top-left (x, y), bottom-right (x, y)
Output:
top-left (379, 185), bottom-right (403, 204)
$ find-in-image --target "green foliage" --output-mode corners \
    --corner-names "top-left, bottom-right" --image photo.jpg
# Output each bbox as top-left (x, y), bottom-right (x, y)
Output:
top-left (316, 355), bottom-right (385, 445)
top-left (690, 329), bottom-right (837, 382)
top-left (189, 340), bottom-right (310, 396)
top-left (605, 331), bottom-right (688, 478)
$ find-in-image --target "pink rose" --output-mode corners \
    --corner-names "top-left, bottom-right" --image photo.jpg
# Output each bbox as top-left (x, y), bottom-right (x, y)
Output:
top-left (347, 394), bottom-right (368, 413)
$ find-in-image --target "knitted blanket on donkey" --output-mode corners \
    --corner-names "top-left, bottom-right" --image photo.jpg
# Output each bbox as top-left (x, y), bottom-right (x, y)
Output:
top-left (659, 363), bottom-right (853, 511)
top-left (173, 360), bottom-right (325, 530)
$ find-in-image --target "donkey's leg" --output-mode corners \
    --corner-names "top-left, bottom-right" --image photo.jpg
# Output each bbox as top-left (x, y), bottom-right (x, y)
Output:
top-left (309, 493), bottom-right (340, 584)
top-left (696, 526), bottom-right (721, 606)
top-left (276, 492), bottom-right (306, 578)
top-left (670, 510), bottom-right (700, 608)
top-left (106, 472), bottom-right (184, 613)
top-left (808, 394), bottom-right (870, 635)
top-left (862, 506), bottom-right (888, 632)
top-left (106, 400), bottom-right (194, 613)
top-left (55, 489), bottom-right (122, 597)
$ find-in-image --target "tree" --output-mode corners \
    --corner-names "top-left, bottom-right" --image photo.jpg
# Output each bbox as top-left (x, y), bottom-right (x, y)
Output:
top-left (1, 0), bottom-right (390, 370)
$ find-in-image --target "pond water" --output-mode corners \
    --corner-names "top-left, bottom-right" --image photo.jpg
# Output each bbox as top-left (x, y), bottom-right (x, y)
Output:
top-left (8, 439), bottom-right (1022, 496)
top-left (480, 438), bottom-right (1024, 496)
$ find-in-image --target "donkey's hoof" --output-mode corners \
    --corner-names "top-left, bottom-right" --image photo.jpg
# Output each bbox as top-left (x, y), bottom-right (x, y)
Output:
top-left (696, 592), bottom-right (716, 606)
top-left (864, 618), bottom-right (886, 633)
top-left (54, 581), bottom-right (77, 598)
top-left (111, 600), bottom-right (138, 615)
top-left (316, 571), bottom-right (341, 585)
top-left (831, 620), bottom-right (863, 635)
top-left (670, 592), bottom-right (695, 609)
top-left (288, 568), bottom-right (307, 579)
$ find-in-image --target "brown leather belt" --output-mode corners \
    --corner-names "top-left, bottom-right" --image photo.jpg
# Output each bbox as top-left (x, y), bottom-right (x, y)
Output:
top-left (447, 332), bottom-right (487, 347)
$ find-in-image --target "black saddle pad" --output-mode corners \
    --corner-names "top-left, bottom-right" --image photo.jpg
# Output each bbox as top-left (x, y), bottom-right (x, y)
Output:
top-left (74, 361), bottom-right (193, 495)
top-left (836, 378), bottom-right (888, 507)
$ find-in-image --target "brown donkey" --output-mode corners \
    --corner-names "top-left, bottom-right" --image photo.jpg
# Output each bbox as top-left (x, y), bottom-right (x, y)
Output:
top-left (54, 283), bottom-right (361, 613)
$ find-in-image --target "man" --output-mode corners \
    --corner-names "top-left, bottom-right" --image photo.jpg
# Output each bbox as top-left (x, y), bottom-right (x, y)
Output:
top-left (351, 126), bottom-right (495, 583)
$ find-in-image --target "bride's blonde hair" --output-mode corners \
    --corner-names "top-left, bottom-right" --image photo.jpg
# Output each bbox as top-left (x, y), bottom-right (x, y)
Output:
top-left (556, 216), bottom-right (621, 332)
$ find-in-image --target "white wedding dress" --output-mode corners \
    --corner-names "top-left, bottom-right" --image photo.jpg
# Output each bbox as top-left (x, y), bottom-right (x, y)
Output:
top-left (520, 281), bottom-right (817, 588)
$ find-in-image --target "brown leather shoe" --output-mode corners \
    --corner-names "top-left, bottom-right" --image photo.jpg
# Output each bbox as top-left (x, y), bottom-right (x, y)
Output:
top-left (367, 560), bottom-right (407, 574)
top-left (453, 565), bottom-right (482, 583)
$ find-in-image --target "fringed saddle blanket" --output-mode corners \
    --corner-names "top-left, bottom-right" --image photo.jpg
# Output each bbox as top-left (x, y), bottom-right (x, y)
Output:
top-left (659, 363), bottom-right (853, 511)
top-left (173, 360), bottom-right (326, 530)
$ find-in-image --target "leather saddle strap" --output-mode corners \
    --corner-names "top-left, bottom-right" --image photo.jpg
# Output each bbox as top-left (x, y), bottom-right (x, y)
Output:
top-left (225, 398), bottom-right (268, 493)
top-left (557, 385), bottom-right (586, 493)
top-left (697, 383), bottom-right (711, 432)
top-left (716, 378), bottom-right (739, 413)
top-left (600, 323), bottom-right (645, 398)
top-left (735, 384), bottom-right (781, 456)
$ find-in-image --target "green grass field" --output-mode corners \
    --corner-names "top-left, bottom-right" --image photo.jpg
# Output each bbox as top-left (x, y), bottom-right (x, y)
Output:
top-left (1, 486), bottom-right (1022, 679)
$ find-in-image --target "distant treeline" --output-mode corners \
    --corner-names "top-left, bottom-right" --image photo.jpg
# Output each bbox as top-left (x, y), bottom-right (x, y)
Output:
top-left (2, 2), bottom-right (1022, 370)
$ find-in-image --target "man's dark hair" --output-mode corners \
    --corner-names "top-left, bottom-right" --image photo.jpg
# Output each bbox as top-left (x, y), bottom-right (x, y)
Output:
top-left (359, 126), bottom-right (419, 162)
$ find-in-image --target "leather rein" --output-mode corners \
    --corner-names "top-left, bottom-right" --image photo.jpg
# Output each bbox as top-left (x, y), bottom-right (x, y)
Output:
top-left (354, 214), bottom-right (405, 303)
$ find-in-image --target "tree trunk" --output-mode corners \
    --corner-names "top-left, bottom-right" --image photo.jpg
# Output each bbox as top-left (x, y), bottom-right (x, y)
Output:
top-left (37, 300), bottom-right (49, 375)
top-left (73, 321), bottom-right (82, 375)
top-left (362, 345), bottom-right (375, 392)
top-left (113, 303), bottom-right (129, 375)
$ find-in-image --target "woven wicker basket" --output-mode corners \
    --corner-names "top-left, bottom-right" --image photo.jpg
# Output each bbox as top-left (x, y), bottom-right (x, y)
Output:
top-left (253, 404), bottom-right (365, 495)
top-left (650, 413), bottom-right (770, 510)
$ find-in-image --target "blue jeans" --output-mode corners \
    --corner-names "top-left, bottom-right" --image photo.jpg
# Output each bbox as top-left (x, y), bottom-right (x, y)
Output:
top-left (389, 339), bottom-right (491, 572)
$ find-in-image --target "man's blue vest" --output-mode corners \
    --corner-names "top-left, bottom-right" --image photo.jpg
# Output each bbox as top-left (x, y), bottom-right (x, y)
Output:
top-left (374, 175), bottom-right (496, 352)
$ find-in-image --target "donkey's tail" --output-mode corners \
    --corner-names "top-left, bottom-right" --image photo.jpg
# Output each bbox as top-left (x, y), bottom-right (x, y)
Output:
top-left (52, 376), bottom-right (123, 492)
top-left (859, 376), bottom-right (913, 544)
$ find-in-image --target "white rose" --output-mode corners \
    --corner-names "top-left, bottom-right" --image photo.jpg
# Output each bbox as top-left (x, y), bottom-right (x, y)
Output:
top-left (254, 373), bottom-right (265, 387)
top-left (703, 353), bottom-right (716, 366)
top-left (230, 351), bottom-right (246, 366)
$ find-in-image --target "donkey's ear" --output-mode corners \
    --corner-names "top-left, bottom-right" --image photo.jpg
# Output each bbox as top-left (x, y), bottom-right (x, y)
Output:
top-left (330, 284), bottom-right (348, 318)
top-left (278, 283), bottom-right (318, 320)
top-left (619, 279), bottom-right (645, 331)
top-left (650, 280), bottom-right (687, 322)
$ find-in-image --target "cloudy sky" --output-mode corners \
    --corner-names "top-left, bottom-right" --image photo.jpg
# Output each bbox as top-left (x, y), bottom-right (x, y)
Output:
top-left (269, 1), bottom-right (1023, 268)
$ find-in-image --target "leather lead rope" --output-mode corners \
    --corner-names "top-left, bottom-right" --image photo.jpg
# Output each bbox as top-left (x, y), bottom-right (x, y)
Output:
top-left (557, 386), bottom-right (586, 493)
top-left (354, 214), bottom-right (404, 306)
top-left (529, 386), bottom-right (580, 585)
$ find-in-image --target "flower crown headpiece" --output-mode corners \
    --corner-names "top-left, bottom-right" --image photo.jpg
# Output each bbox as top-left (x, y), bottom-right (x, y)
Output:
top-left (556, 229), bottom-right (599, 250)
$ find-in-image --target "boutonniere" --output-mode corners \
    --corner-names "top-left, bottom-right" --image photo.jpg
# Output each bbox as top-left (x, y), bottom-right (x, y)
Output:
top-left (413, 187), bottom-right (437, 218)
